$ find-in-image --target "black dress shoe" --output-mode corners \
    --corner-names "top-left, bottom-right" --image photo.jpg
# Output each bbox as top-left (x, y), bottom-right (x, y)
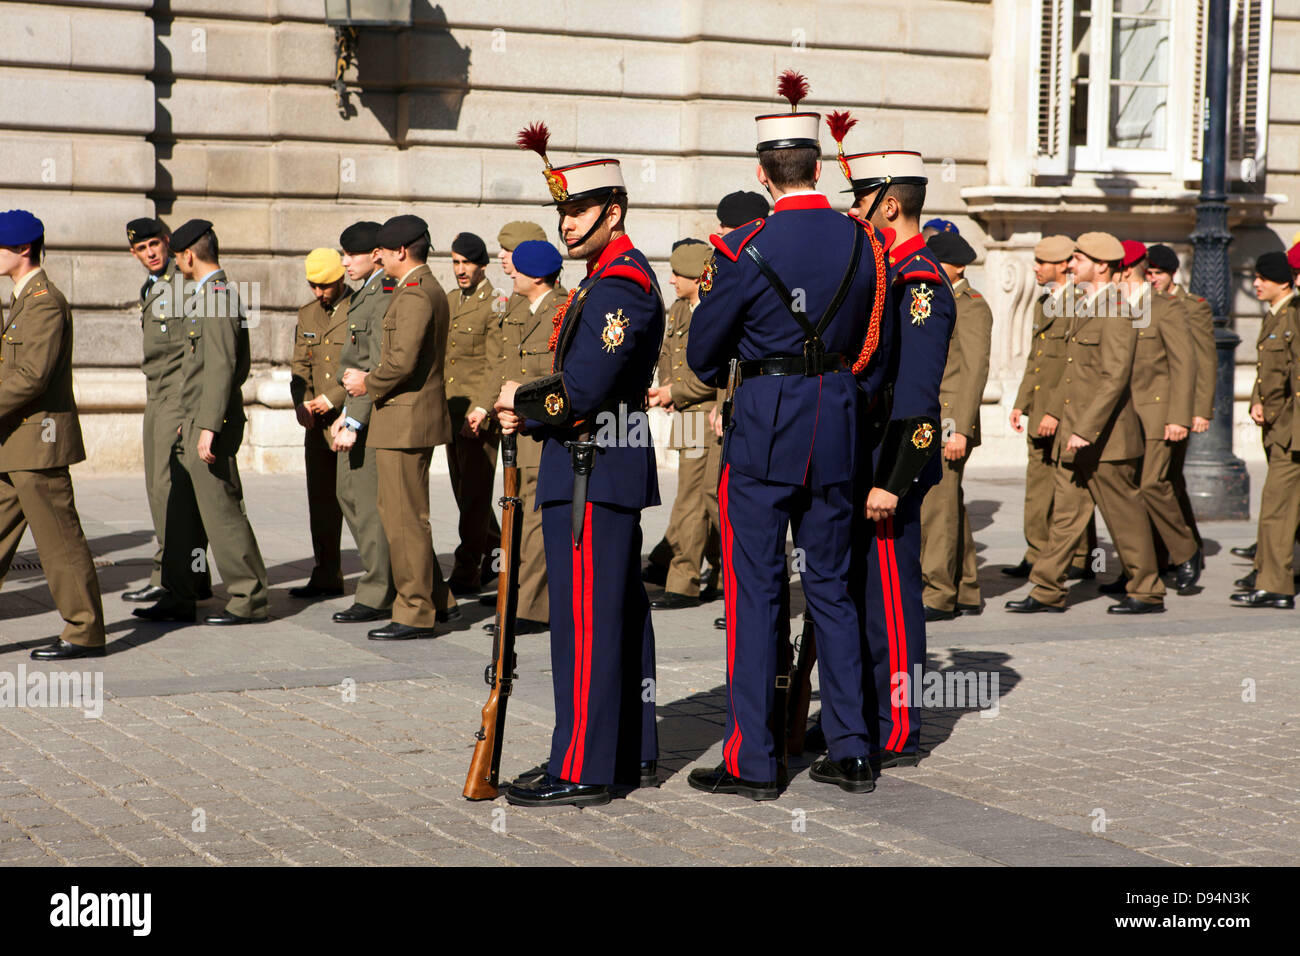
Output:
top-left (30, 640), bottom-right (105, 661)
top-left (436, 605), bottom-right (462, 624)
top-left (1001, 560), bottom-right (1032, 578)
top-left (1234, 569), bottom-right (1258, 591)
top-left (639, 760), bottom-right (658, 788)
top-left (478, 593), bottom-right (498, 607)
top-left (809, 755), bottom-right (876, 793)
top-left (504, 773), bottom-right (611, 807)
top-left (367, 622), bottom-right (437, 640)
top-left (1107, 597), bottom-right (1165, 614)
top-left (332, 603), bottom-right (390, 623)
top-left (1231, 543), bottom-right (1257, 560)
top-left (1065, 565), bottom-right (1096, 581)
top-left (714, 617), bottom-right (726, 630)
top-left (133, 601), bottom-right (197, 623)
top-left (513, 762), bottom-right (549, 785)
top-left (195, 585), bottom-right (213, 601)
top-left (875, 749), bottom-right (922, 770)
top-left (485, 617), bottom-right (549, 637)
top-left (955, 602), bottom-right (982, 616)
top-left (1098, 574), bottom-right (1129, 595)
top-left (687, 764), bottom-right (780, 801)
top-left (288, 583), bottom-right (344, 599)
top-left (924, 605), bottom-right (957, 622)
top-left (641, 564), bottom-right (668, 587)
top-left (651, 591), bottom-right (700, 610)
top-left (448, 579), bottom-right (482, 597)
top-left (205, 610), bottom-right (261, 625)
top-left (1173, 551), bottom-right (1204, 592)
top-left (122, 584), bottom-right (169, 603)
top-left (699, 584), bottom-right (720, 603)
top-left (1229, 589), bottom-right (1294, 609)
top-left (1005, 596), bottom-right (1064, 613)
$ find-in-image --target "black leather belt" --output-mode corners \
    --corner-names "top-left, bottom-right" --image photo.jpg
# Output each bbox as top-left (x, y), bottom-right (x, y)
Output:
top-left (737, 353), bottom-right (847, 378)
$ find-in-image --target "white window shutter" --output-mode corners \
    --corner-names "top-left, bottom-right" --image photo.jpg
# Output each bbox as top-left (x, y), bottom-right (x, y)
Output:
top-left (1228, 0), bottom-right (1272, 183)
top-left (1034, 0), bottom-right (1073, 176)
top-left (1182, 0), bottom-right (1209, 181)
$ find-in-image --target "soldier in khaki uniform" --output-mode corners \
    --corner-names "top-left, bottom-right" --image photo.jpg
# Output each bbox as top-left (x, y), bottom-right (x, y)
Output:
top-left (342, 215), bottom-right (457, 640)
top-left (1007, 234), bottom-right (1095, 580)
top-left (644, 239), bottom-right (716, 609)
top-left (289, 248), bottom-right (349, 599)
top-left (920, 232), bottom-right (991, 620)
top-left (1007, 232), bottom-right (1165, 614)
top-left (483, 237), bottom-right (568, 635)
top-left (123, 217), bottom-right (211, 605)
top-left (1111, 241), bottom-right (1199, 594)
top-left (0, 210), bottom-right (107, 659)
top-left (1231, 253), bottom-right (1299, 609)
top-left (445, 232), bottom-right (504, 593)
top-left (327, 221), bottom-right (396, 623)
top-left (136, 219), bottom-right (269, 625)
top-left (1146, 243), bottom-right (1215, 550)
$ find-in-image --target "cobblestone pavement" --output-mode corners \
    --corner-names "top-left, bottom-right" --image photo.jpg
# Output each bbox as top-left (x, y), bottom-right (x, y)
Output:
top-left (0, 465), bottom-right (1296, 866)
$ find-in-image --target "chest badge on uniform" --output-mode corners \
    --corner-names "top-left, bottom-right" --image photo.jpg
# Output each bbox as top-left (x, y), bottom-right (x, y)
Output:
top-left (911, 422), bottom-right (935, 449)
top-left (601, 309), bottom-right (629, 353)
top-left (909, 284), bottom-right (933, 326)
top-left (699, 253), bottom-right (716, 297)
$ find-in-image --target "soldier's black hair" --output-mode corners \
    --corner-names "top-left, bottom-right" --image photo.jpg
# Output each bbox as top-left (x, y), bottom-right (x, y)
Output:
top-left (885, 182), bottom-right (926, 220)
top-left (758, 146), bottom-right (819, 190)
top-left (544, 269), bottom-right (562, 286)
top-left (23, 237), bottom-right (43, 266)
top-left (189, 230), bottom-right (219, 263)
top-left (406, 234), bottom-right (431, 262)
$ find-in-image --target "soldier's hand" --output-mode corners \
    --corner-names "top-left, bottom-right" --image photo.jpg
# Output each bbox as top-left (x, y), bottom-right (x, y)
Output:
top-left (647, 387), bottom-right (662, 408)
top-left (305, 395), bottom-right (332, 416)
top-left (198, 428), bottom-right (217, 465)
top-left (864, 487), bottom-right (899, 522)
top-left (498, 409), bottom-right (523, 435)
top-left (342, 368), bottom-right (368, 397)
top-left (1164, 423), bottom-right (1189, 442)
top-left (1191, 416), bottom-right (1211, 433)
top-left (1010, 408), bottom-right (1024, 433)
top-left (1250, 403), bottom-right (1264, 425)
top-left (1036, 414), bottom-right (1059, 438)
top-left (943, 433), bottom-right (967, 461)
top-left (294, 404), bottom-right (314, 428)
top-left (1066, 433), bottom-right (1090, 452)
top-left (464, 408), bottom-right (488, 437)
top-left (709, 405), bottom-right (723, 438)
top-left (495, 381), bottom-right (520, 414)
top-left (334, 427), bottom-right (357, 451)
top-left (658, 384), bottom-right (673, 407)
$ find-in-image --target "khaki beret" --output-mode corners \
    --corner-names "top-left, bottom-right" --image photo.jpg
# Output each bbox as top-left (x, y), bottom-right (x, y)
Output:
top-left (1034, 234), bottom-right (1075, 263)
top-left (1075, 231), bottom-right (1125, 263)
top-left (670, 239), bottom-right (710, 279)
top-left (498, 221), bottom-right (547, 252)
top-left (305, 247), bottom-right (344, 284)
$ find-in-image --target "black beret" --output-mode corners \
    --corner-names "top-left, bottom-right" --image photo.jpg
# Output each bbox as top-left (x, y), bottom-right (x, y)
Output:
top-left (1255, 251), bottom-right (1292, 285)
top-left (716, 191), bottom-right (770, 228)
top-left (376, 214), bottom-right (429, 250)
top-left (1146, 244), bottom-right (1180, 274)
top-left (927, 231), bottom-right (976, 266)
top-left (169, 219), bottom-right (214, 253)
top-left (451, 231), bottom-right (489, 265)
top-left (340, 221), bottom-right (381, 254)
top-left (126, 218), bottom-right (167, 244)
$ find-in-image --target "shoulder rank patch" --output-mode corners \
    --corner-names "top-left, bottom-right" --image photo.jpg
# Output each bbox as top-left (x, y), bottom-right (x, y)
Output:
top-left (601, 309), bottom-right (629, 352)
top-left (709, 218), bottom-right (765, 262)
top-left (912, 422), bottom-right (935, 449)
top-left (909, 284), bottom-right (934, 326)
top-left (604, 259), bottom-right (653, 293)
top-left (699, 252), bottom-right (716, 297)
top-left (545, 392), bottom-right (565, 417)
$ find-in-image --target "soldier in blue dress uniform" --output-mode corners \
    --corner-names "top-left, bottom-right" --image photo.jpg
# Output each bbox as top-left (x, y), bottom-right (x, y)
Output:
top-left (494, 123), bottom-right (663, 807)
top-left (835, 144), bottom-right (956, 768)
top-left (685, 82), bottom-right (891, 800)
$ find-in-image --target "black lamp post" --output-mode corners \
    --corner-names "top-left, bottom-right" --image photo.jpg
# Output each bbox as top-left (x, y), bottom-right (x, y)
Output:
top-left (1185, 0), bottom-right (1249, 520)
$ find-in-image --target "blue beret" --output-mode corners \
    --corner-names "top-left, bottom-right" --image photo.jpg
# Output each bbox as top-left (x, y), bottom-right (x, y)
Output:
top-left (923, 218), bottom-right (959, 235)
top-left (0, 210), bottom-right (44, 247)
top-left (512, 239), bottom-right (562, 278)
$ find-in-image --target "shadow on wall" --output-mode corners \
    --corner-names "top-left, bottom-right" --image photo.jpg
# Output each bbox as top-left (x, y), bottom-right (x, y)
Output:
top-left (152, 0), bottom-right (175, 217)
top-left (348, 1), bottom-right (471, 144)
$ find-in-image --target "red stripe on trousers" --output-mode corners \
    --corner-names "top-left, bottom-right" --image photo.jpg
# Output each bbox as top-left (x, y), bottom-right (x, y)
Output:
top-left (719, 465), bottom-right (743, 776)
top-left (561, 503), bottom-right (594, 781)
top-left (884, 516), bottom-right (910, 750)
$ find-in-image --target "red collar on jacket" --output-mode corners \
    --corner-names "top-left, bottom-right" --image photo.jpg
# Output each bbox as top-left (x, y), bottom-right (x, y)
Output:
top-left (888, 232), bottom-right (927, 267)
top-left (773, 193), bottom-right (832, 213)
top-left (586, 233), bottom-right (635, 277)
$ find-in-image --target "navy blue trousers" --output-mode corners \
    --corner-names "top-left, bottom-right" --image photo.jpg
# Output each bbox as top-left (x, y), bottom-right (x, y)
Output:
top-left (858, 487), bottom-right (927, 756)
top-left (542, 501), bottom-right (657, 786)
top-left (718, 463), bottom-right (870, 782)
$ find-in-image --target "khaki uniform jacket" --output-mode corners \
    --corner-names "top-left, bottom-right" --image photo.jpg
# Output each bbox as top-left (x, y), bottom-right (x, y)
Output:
top-left (290, 294), bottom-right (350, 419)
top-left (0, 270), bottom-right (86, 470)
top-left (1172, 284), bottom-right (1216, 420)
top-left (1129, 287), bottom-right (1196, 436)
top-left (1013, 285), bottom-right (1071, 424)
top-left (140, 268), bottom-right (186, 414)
top-left (445, 276), bottom-right (502, 418)
top-left (939, 279), bottom-right (993, 447)
top-left (336, 271), bottom-right (388, 429)
top-left (1252, 293), bottom-right (1300, 452)
top-left (367, 264), bottom-right (452, 450)
top-left (495, 286), bottom-right (567, 469)
top-left (178, 269), bottom-right (250, 447)
top-left (657, 297), bottom-right (716, 451)
top-left (1049, 287), bottom-right (1143, 464)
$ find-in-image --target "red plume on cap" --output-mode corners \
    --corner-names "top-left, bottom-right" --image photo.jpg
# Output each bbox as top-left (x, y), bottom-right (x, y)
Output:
top-left (827, 110), bottom-right (857, 182)
top-left (516, 122), bottom-right (552, 163)
top-left (777, 70), bottom-right (809, 112)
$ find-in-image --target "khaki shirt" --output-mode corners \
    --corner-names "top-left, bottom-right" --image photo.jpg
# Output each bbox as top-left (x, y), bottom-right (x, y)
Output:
top-left (495, 285), bottom-right (567, 469)
top-left (939, 278), bottom-right (993, 447)
top-left (445, 276), bottom-right (502, 420)
top-left (140, 268), bottom-right (186, 416)
top-left (177, 268), bottom-right (250, 445)
top-left (0, 270), bottom-right (87, 470)
top-left (336, 270), bottom-right (389, 429)
top-left (290, 293), bottom-right (350, 420)
top-left (1014, 284), bottom-right (1071, 427)
top-left (1171, 284), bottom-right (1216, 420)
top-left (1129, 285), bottom-right (1196, 436)
top-left (1252, 291), bottom-right (1300, 451)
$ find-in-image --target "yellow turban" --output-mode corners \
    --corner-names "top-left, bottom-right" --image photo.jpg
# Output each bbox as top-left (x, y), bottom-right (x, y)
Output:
top-left (305, 247), bottom-right (344, 284)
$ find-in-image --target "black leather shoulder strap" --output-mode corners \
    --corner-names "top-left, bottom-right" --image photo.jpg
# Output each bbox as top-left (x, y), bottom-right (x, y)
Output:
top-left (745, 223), bottom-right (865, 343)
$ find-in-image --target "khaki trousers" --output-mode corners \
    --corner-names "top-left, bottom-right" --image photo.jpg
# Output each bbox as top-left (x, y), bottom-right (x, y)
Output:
top-left (335, 435), bottom-right (395, 610)
top-left (1256, 443), bottom-right (1300, 596)
top-left (0, 467), bottom-right (106, 647)
top-left (1024, 433), bottom-right (1094, 569)
top-left (447, 428), bottom-right (501, 587)
top-left (143, 398), bottom-right (210, 592)
top-left (376, 446), bottom-right (454, 627)
top-left (1140, 437), bottom-right (1198, 567)
top-left (516, 464), bottom-right (548, 622)
top-left (921, 454), bottom-right (980, 611)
